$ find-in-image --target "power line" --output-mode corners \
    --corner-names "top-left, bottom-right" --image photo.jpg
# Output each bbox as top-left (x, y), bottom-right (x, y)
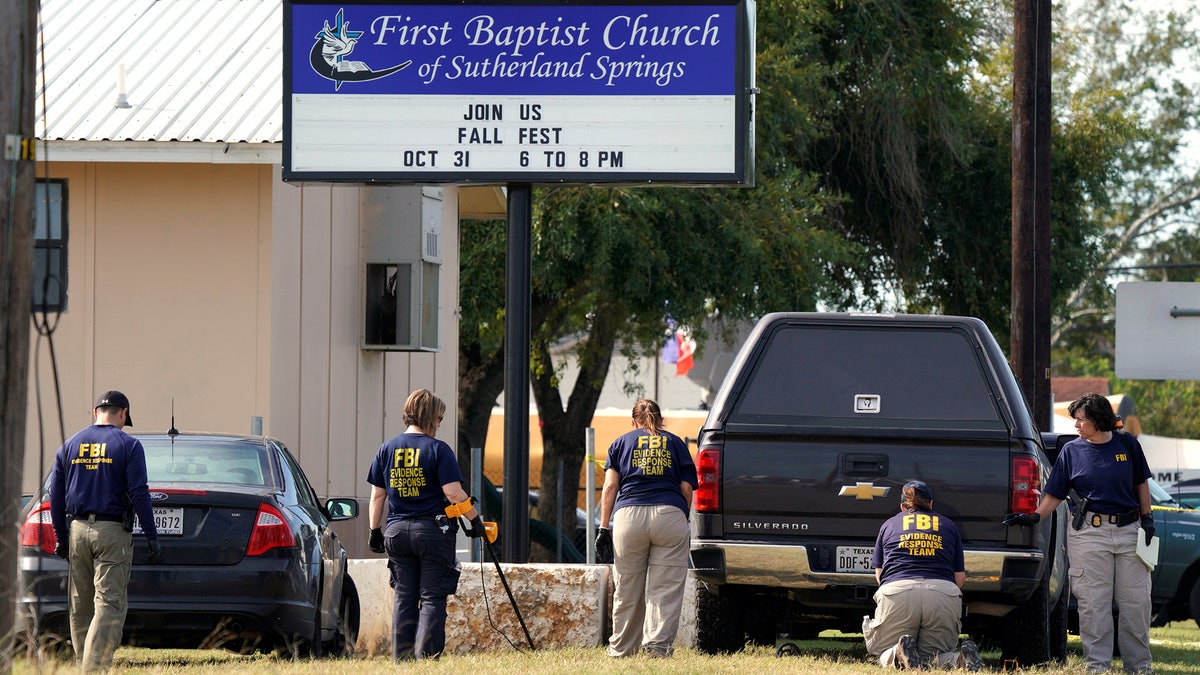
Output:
top-left (1103, 262), bottom-right (1200, 272)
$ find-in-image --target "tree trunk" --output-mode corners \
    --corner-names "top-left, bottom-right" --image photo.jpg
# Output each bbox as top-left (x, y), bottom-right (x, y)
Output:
top-left (531, 311), bottom-right (619, 551)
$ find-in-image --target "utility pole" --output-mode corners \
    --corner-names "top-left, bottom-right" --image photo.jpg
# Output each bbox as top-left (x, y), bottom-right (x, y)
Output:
top-left (0, 0), bottom-right (39, 667)
top-left (1012, 0), bottom-right (1052, 431)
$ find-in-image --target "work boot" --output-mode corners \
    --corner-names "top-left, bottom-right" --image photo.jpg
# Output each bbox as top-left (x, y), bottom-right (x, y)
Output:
top-left (959, 639), bottom-right (984, 671)
top-left (896, 634), bottom-right (923, 670)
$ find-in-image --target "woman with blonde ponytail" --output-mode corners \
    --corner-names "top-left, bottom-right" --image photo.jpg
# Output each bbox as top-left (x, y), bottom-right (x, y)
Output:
top-left (598, 399), bottom-right (697, 658)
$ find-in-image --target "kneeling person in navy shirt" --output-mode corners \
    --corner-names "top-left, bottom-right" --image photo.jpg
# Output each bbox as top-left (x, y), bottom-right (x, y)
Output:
top-left (863, 481), bottom-right (982, 670)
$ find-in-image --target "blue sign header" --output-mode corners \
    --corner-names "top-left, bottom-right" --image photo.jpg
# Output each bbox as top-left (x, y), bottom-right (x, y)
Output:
top-left (290, 3), bottom-right (737, 95)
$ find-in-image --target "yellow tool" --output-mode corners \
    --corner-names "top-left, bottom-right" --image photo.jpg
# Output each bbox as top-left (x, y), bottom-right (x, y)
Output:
top-left (444, 498), bottom-right (474, 518)
top-left (444, 498), bottom-right (497, 543)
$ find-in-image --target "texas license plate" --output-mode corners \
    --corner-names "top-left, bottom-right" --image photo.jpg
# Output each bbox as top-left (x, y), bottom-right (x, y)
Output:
top-left (133, 507), bottom-right (184, 535)
top-left (836, 546), bottom-right (874, 573)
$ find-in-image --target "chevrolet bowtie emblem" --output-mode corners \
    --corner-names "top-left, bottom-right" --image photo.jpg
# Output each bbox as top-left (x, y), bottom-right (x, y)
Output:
top-left (839, 482), bottom-right (890, 500)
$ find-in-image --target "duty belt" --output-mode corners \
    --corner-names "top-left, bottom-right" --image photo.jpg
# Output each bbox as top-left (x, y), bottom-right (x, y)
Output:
top-left (73, 512), bottom-right (122, 523)
top-left (1087, 509), bottom-right (1139, 528)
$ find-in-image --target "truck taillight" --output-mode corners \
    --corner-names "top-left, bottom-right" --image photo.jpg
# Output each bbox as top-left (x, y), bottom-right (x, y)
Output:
top-left (20, 501), bottom-right (57, 554)
top-left (695, 448), bottom-right (720, 512)
top-left (1011, 456), bottom-right (1042, 514)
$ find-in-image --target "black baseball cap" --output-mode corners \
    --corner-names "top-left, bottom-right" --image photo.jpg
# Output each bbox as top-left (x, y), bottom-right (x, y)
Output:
top-left (902, 480), bottom-right (933, 502)
top-left (95, 390), bottom-right (133, 426)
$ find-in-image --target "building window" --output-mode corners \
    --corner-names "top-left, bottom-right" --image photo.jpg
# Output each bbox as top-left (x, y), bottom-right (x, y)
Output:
top-left (34, 179), bottom-right (68, 313)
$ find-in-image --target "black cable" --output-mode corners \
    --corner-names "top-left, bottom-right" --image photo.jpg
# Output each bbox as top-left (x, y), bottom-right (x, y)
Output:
top-left (1103, 262), bottom-right (1200, 273)
top-left (476, 552), bottom-right (525, 653)
top-left (480, 534), bottom-right (536, 650)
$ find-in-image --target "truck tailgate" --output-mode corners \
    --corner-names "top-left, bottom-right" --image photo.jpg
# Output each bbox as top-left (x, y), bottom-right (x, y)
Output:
top-left (719, 433), bottom-right (1013, 545)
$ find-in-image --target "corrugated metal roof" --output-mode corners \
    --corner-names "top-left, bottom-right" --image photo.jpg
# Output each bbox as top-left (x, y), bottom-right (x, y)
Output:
top-left (37, 0), bottom-right (282, 144)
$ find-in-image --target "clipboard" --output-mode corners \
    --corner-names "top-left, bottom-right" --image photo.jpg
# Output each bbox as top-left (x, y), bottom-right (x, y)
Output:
top-left (1136, 528), bottom-right (1160, 571)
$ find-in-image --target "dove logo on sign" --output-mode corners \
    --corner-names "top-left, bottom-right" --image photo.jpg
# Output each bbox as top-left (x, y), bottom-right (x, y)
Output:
top-left (310, 9), bottom-right (412, 91)
top-left (854, 394), bottom-right (881, 414)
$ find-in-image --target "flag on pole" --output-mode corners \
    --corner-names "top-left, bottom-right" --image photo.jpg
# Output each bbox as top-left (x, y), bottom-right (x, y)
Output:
top-left (675, 330), bottom-right (695, 377)
top-left (661, 327), bottom-right (696, 377)
top-left (661, 331), bottom-right (680, 365)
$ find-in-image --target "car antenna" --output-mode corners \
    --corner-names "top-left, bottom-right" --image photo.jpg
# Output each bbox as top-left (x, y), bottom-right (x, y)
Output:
top-left (168, 398), bottom-right (179, 436)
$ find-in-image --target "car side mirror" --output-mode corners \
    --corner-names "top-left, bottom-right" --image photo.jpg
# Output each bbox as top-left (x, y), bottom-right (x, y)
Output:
top-left (325, 497), bottom-right (359, 521)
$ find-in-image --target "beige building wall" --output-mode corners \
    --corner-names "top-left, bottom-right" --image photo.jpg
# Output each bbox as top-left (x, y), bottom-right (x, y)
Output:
top-left (24, 160), bottom-right (466, 550)
top-left (24, 162), bottom-right (274, 492)
top-left (269, 177), bottom-right (461, 502)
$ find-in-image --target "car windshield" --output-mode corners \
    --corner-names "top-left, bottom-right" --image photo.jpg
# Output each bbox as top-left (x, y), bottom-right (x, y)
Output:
top-left (1147, 478), bottom-right (1185, 508)
top-left (141, 438), bottom-right (268, 486)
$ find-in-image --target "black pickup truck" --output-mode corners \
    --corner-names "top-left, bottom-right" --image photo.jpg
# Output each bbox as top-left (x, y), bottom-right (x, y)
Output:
top-left (689, 312), bottom-right (1070, 665)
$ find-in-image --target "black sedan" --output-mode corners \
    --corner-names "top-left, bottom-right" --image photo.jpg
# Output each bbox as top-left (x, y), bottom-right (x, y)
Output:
top-left (18, 431), bottom-right (361, 657)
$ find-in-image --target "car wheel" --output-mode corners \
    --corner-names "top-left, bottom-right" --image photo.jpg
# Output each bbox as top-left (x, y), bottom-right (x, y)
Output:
top-left (695, 583), bottom-right (747, 654)
top-left (325, 576), bottom-right (360, 657)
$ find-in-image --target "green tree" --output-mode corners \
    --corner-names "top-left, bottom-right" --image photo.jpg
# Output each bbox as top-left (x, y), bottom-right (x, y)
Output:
top-left (815, 0), bottom-right (1157, 345)
top-left (1046, 1), bottom-right (1200, 438)
top-left (1052, 0), bottom-right (1200, 345)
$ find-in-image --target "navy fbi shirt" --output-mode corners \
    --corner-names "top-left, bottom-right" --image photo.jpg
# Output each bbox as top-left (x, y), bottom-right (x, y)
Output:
top-left (50, 423), bottom-right (158, 541)
top-left (604, 428), bottom-right (698, 516)
top-left (366, 433), bottom-right (463, 523)
top-left (871, 508), bottom-right (965, 586)
top-left (1044, 432), bottom-right (1151, 514)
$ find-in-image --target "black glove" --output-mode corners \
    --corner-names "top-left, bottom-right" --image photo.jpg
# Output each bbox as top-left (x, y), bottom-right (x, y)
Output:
top-left (1140, 514), bottom-right (1155, 545)
top-left (464, 515), bottom-right (487, 538)
top-left (146, 538), bottom-right (162, 564)
top-left (1003, 512), bottom-right (1041, 526)
top-left (53, 540), bottom-right (69, 560)
top-left (596, 527), bottom-right (614, 564)
top-left (368, 527), bottom-right (385, 553)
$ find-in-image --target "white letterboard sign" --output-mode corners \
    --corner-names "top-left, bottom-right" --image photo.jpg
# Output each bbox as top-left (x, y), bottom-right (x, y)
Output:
top-left (283, 1), bottom-right (755, 185)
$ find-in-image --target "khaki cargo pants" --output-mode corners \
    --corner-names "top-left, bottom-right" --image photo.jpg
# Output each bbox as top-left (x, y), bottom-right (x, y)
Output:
top-left (607, 504), bottom-right (690, 657)
top-left (1069, 519), bottom-right (1152, 674)
top-left (68, 518), bottom-right (134, 672)
top-left (863, 578), bottom-right (963, 668)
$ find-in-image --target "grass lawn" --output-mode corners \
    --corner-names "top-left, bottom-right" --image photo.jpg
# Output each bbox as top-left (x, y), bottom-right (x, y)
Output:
top-left (15, 623), bottom-right (1200, 673)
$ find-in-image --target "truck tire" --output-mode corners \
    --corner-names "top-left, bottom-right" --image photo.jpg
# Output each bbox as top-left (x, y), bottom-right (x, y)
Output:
top-left (1001, 572), bottom-right (1052, 666)
top-left (696, 583), bottom-right (747, 654)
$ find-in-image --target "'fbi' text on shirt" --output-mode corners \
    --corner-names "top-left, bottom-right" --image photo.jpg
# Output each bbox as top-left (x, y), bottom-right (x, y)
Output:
top-left (389, 447), bottom-right (427, 496)
top-left (631, 435), bottom-right (672, 475)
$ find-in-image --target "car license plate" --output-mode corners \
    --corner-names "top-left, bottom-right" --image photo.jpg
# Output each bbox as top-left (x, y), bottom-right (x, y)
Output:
top-left (836, 546), bottom-right (874, 573)
top-left (133, 507), bottom-right (184, 535)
